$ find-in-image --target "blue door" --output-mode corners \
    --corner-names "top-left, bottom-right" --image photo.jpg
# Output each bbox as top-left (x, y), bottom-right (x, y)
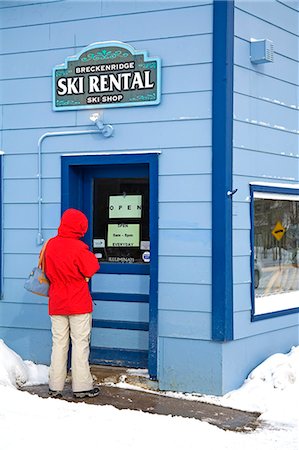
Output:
top-left (61, 153), bottom-right (158, 379)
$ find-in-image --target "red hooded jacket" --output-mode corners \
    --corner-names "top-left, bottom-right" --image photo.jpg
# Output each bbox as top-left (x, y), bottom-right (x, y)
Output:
top-left (44, 209), bottom-right (100, 315)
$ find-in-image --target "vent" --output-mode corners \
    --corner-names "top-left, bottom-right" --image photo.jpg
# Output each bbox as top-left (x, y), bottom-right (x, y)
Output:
top-left (250, 39), bottom-right (274, 64)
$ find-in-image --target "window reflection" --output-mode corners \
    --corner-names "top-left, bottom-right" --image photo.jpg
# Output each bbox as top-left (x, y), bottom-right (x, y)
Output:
top-left (253, 194), bottom-right (299, 314)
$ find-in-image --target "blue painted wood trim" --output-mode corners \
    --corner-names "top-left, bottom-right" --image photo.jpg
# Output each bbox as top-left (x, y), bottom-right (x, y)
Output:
top-left (90, 347), bottom-right (148, 368)
top-left (61, 153), bottom-right (159, 168)
top-left (249, 185), bottom-right (256, 317)
top-left (250, 183), bottom-right (299, 321)
top-left (252, 308), bottom-right (299, 321)
top-left (212, 0), bottom-right (234, 341)
top-left (61, 152), bottom-right (159, 378)
top-left (0, 154), bottom-right (2, 298)
top-left (98, 263), bottom-right (149, 275)
top-left (148, 153), bottom-right (159, 380)
top-left (250, 184), bottom-right (299, 196)
top-left (92, 319), bottom-right (149, 331)
top-left (92, 292), bottom-right (149, 303)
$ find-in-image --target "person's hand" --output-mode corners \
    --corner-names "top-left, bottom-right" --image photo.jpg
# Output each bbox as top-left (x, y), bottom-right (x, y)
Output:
top-left (85, 277), bottom-right (90, 282)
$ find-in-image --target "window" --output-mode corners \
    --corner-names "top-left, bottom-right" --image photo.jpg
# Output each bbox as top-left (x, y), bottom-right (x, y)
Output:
top-left (251, 186), bottom-right (299, 317)
top-left (92, 177), bottom-right (149, 264)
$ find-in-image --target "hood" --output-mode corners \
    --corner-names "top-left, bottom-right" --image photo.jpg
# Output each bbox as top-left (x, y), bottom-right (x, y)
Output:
top-left (58, 208), bottom-right (88, 239)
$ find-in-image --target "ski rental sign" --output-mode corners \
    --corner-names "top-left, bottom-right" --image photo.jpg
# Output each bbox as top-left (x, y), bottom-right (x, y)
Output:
top-left (52, 41), bottom-right (161, 110)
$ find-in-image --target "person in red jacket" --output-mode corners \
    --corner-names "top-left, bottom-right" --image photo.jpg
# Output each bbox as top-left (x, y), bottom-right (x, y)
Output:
top-left (44, 208), bottom-right (100, 398)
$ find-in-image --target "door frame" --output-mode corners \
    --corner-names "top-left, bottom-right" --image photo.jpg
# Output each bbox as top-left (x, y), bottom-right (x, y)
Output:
top-left (61, 151), bottom-right (159, 379)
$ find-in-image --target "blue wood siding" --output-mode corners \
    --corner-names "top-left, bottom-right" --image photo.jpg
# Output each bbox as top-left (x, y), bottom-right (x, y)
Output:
top-left (0, 1), bottom-right (213, 374)
top-left (159, 283), bottom-right (211, 312)
top-left (233, 0), bottom-right (299, 340)
top-left (158, 337), bottom-right (222, 394)
top-left (0, 327), bottom-right (52, 365)
top-left (159, 310), bottom-right (211, 340)
top-left (0, 302), bottom-right (50, 329)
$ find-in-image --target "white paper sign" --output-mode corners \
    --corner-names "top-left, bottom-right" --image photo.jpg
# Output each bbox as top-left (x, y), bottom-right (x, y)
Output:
top-left (107, 223), bottom-right (140, 247)
top-left (109, 195), bottom-right (142, 219)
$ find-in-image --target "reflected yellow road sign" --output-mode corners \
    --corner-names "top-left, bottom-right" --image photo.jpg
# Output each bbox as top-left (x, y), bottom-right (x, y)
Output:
top-left (271, 221), bottom-right (286, 241)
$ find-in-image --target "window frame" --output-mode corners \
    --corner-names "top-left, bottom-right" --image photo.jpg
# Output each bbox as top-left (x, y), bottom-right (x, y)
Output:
top-left (61, 151), bottom-right (159, 379)
top-left (250, 183), bottom-right (299, 321)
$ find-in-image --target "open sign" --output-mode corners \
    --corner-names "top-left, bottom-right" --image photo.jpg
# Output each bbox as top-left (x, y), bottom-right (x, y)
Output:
top-left (109, 195), bottom-right (142, 219)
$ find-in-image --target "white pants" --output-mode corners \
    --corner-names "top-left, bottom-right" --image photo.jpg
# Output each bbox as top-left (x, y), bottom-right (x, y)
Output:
top-left (49, 313), bottom-right (94, 392)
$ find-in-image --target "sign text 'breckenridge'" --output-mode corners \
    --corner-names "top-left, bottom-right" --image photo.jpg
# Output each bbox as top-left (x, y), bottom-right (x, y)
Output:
top-left (53, 41), bottom-right (161, 110)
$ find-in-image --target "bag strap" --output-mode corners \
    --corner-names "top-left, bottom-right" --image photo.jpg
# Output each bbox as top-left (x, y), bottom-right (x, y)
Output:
top-left (38, 240), bottom-right (49, 271)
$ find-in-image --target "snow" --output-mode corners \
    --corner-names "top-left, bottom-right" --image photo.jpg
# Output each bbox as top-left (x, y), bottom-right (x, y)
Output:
top-left (62, 150), bottom-right (162, 156)
top-left (250, 181), bottom-right (299, 190)
top-left (0, 340), bottom-right (48, 389)
top-left (253, 191), bottom-right (299, 201)
top-left (0, 339), bottom-right (298, 450)
top-left (255, 290), bottom-right (299, 314)
top-left (221, 346), bottom-right (299, 426)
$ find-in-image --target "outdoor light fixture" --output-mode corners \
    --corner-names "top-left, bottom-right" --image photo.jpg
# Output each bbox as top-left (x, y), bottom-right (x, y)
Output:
top-left (250, 39), bottom-right (274, 64)
top-left (89, 113), bottom-right (114, 137)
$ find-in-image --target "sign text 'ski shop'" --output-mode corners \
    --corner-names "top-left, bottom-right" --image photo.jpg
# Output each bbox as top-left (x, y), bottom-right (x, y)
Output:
top-left (53, 41), bottom-right (161, 110)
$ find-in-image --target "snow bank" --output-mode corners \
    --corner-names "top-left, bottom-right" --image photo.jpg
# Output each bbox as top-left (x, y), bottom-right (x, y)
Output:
top-left (0, 340), bottom-right (48, 388)
top-left (221, 346), bottom-right (299, 425)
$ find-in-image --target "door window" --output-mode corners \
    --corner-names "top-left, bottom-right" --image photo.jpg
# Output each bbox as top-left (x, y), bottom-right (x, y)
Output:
top-left (92, 177), bottom-right (149, 264)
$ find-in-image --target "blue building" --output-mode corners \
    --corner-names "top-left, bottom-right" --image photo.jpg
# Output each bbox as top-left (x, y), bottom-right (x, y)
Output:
top-left (0, 0), bottom-right (298, 395)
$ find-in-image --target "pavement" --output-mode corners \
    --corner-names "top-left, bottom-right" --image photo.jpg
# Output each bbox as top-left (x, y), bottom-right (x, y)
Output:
top-left (20, 365), bottom-right (261, 432)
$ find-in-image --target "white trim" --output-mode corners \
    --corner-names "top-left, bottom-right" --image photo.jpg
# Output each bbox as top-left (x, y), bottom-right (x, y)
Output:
top-left (62, 150), bottom-right (162, 157)
top-left (250, 181), bottom-right (299, 190)
top-left (255, 291), bottom-right (299, 315)
top-left (254, 192), bottom-right (299, 201)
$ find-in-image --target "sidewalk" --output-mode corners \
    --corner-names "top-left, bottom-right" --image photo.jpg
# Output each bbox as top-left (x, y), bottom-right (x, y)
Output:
top-left (21, 365), bottom-right (261, 432)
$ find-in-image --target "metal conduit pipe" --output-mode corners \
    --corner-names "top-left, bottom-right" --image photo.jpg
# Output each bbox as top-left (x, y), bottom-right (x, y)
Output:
top-left (37, 116), bottom-right (114, 245)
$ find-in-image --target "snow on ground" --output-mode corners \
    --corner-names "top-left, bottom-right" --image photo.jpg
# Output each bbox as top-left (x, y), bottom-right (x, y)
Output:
top-left (0, 339), bottom-right (298, 450)
top-left (0, 340), bottom-right (48, 389)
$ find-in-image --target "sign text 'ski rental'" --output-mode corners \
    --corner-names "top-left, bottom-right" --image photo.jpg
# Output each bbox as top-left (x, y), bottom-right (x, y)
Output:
top-left (53, 41), bottom-right (161, 110)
